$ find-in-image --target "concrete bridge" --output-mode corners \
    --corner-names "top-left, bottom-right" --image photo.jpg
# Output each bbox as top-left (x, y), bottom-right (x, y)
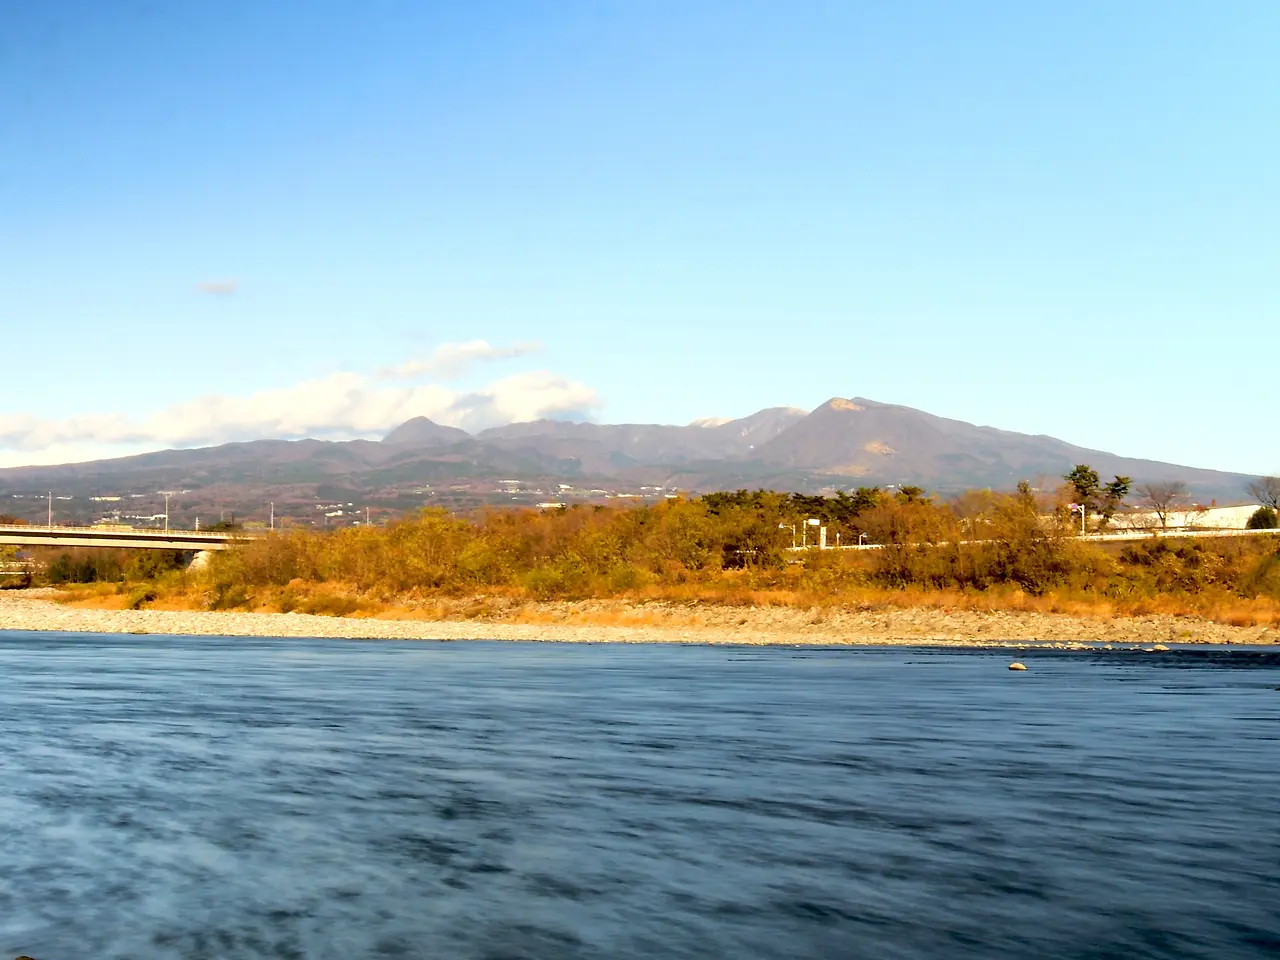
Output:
top-left (0, 523), bottom-right (251, 552)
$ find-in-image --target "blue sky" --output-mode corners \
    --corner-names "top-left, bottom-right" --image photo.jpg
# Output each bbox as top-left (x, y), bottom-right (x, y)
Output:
top-left (2, 1), bottom-right (1277, 474)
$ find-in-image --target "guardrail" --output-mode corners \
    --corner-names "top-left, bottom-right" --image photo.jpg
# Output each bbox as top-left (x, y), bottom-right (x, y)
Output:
top-left (1083, 526), bottom-right (1280, 542)
top-left (802, 525), bottom-right (1280, 551)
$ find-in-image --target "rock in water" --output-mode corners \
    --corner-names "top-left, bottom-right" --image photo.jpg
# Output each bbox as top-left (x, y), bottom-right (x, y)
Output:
top-left (1008, 662), bottom-right (1028, 671)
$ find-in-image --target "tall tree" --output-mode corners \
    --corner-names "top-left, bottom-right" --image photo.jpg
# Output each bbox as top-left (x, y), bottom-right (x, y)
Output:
top-left (1101, 476), bottom-right (1131, 521)
top-left (1246, 476), bottom-right (1280, 510)
top-left (1065, 464), bottom-right (1101, 506)
top-left (1064, 465), bottom-right (1129, 524)
top-left (895, 485), bottom-right (928, 504)
top-left (1136, 481), bottom-right (1189, 531)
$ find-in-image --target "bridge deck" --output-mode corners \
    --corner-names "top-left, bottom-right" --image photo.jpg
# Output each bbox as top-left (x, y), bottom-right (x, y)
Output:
top-left (0, 524), bottom-right (249, 551)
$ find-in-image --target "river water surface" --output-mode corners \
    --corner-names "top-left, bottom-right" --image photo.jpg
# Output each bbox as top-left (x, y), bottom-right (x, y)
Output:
top-left (2, 633), bottom-right (1278, 959)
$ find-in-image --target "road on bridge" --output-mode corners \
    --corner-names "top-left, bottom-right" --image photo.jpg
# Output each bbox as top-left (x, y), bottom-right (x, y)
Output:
top-left (0, 524), bottom-right (252, 552)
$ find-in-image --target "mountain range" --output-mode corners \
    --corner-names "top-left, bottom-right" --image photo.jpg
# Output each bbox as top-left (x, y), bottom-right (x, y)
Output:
top-left (0, 398), bottom-right (1257, 522)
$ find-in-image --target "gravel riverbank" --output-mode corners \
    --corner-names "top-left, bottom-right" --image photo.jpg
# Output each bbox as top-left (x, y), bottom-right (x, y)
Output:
top-left (1, 589), bottom-right (1275, 646)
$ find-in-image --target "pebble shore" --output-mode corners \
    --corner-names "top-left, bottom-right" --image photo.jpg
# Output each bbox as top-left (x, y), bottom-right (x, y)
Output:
top-left (1, 589), bottom-right (1275, 647)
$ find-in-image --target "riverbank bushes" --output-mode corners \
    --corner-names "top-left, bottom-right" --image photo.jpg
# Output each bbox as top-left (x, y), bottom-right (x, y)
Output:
top-left (36, 488), bottom-right (1280, 626)
top-left (159, 491), bottom-right (1280, 625)
top-left (39, 547), bottom-right (188, 585)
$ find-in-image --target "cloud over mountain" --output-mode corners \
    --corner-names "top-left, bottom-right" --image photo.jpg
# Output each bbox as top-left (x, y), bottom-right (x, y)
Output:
top-left (0, 342), bottom-right (599, 466)
top-left (378, 339), bottom-right (543, 381)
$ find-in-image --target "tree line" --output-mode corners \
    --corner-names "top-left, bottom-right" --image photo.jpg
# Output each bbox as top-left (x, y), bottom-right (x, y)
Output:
top-left (26, 471), bottom-right (1280, 618)
top-left (161, 476), bottom-right (1276, 612)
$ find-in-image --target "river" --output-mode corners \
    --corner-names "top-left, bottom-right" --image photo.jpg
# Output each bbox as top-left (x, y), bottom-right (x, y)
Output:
top-left (2, 633), bottom-right (1278, 959)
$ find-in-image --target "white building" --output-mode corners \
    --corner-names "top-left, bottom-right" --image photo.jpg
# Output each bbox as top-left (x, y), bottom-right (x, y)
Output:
top-left (1108, 503), bottom-right (1261, 531)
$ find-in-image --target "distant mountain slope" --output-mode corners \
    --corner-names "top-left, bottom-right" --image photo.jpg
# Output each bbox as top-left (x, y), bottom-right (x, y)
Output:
top-left (0, 438), bottom-right (394, 489)
top-left (0, 399), bottom-right (1256, 507)
top-left (752, 397), bottom-right (1243, 493)
top-left (474, 407), bottom-right (807, 464)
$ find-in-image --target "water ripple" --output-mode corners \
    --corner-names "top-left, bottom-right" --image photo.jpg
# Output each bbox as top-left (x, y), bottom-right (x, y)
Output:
top-left (1, 634), bottom-right (1278, 959)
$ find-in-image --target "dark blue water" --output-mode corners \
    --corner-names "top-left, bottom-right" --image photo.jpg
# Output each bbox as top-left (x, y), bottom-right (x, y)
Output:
top-left (1, 633), bottom-right (1278, 959)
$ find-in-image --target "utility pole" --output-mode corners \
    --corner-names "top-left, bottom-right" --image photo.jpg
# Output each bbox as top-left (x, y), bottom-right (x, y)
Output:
top-left (47, 491), bottom-right (52, 528)
top-left (164, 493), bottom-right (171, 532)
top-left (269, 502), bottom-right (275, 531)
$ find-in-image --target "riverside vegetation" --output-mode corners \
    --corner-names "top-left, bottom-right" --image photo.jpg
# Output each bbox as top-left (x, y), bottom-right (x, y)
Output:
top-left (28, 478), bottom-right (1280, 630)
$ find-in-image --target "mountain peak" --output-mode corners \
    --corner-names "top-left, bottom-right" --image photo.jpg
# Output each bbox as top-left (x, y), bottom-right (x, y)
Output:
top-left (382, 417), bottom-right (470, 447)
top-left (819, 398), bottom-right (866, 413)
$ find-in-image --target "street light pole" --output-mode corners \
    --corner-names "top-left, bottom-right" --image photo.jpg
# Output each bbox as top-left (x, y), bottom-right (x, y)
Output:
top-left (47, 491), bottom-right (52, 528)
top-left (269, 502), bottom-right (275, 530)
top-left (164, 493), bottom-right (171, 532)
top-left (778, 522), bottom-right (796, 549)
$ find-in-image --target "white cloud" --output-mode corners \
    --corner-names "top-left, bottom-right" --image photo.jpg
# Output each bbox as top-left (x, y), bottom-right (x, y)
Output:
top-left (196, 279), bottom-right (238, 295)
top-left (379, 339), bottom-right (542, 381)
top-left (0, 345), bottom-right (600, 467)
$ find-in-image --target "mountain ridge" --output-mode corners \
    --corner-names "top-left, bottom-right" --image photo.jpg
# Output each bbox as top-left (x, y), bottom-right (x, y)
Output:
top-left (0, 399), bottom-right (1260, 518)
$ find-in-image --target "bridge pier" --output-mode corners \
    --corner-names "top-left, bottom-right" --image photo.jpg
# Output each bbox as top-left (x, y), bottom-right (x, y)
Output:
top-left (188, 550), bottom-right (214, 572)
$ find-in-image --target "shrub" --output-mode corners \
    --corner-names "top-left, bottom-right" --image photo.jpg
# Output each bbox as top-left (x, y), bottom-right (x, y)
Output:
top-left (126, 586), bottom-right (158, 610)
top-left (1242, 552), bottom-right (1280, 600)
top-left (276, 586), bottom-right (300, 613)
top-left (1247, 507), bottom-right (1278, 530)
top-left (607, 563), bottom-right (651, 592)
top-left (208, 583), bottom-right (250, 610)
